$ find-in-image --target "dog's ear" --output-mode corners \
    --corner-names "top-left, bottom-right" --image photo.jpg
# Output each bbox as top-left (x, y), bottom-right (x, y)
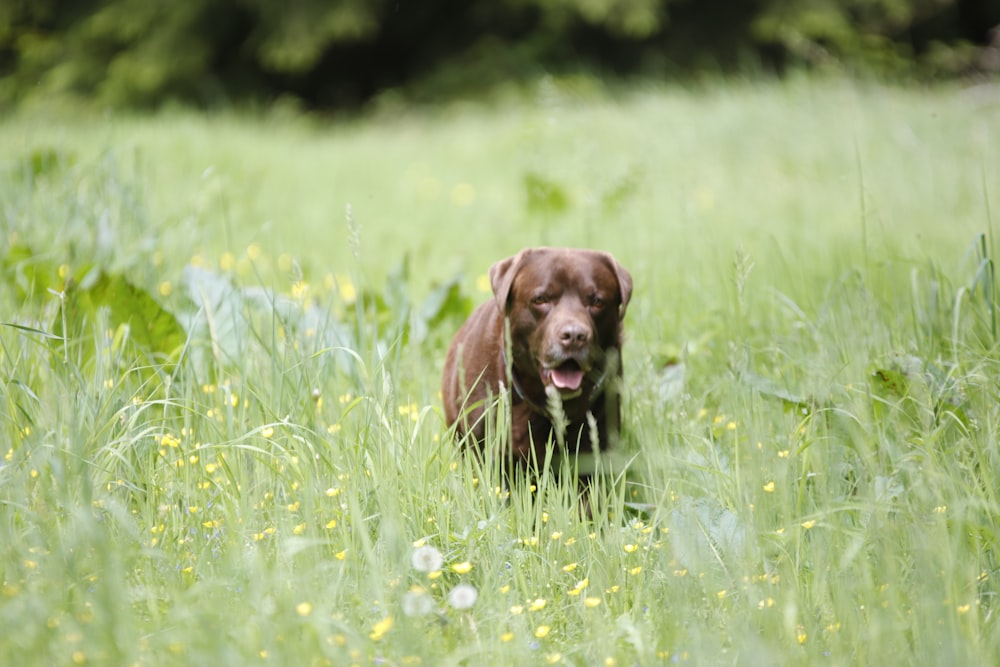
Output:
top-left (601, 252), bottom-right (633, 320)
top-left (489, 249), bottom-right (529, 314)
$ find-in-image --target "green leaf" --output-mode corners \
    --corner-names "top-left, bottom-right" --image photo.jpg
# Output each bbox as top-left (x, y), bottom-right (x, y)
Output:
top-left (2, 243), bottom-right (58, 300)
top-left (26, 147), bottom-right (73, 179)
top-left (178, 264), bottom-right (353, 377)
top-left (83, 272), bottom-right (185, 361)
top-left (178, 265), bottom-right (255, 372)
top-left (740, 370), bottom-right (812, 414)
top-left (869, 367), bottom-right (908, 399)
top-left (524, 171), bottom-right (569, 216)
top-left (413, 275), bottom-right (472, 343)
top-left (0, 322), bottom-right (64, 341)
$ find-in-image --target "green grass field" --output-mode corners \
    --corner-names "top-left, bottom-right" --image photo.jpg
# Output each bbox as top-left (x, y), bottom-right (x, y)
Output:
top-left (2, 76), bottom-right (999, 665)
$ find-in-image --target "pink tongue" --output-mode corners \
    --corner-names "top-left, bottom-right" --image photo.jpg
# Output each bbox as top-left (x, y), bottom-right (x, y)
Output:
top-left (551, 367), bottom-right (584, 390)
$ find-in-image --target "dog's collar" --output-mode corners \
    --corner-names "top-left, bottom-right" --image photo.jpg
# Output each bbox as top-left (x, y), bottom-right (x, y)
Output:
top-left (501, 347), bottom-right (547, 414)
top-left (502, 348), bottom-right (608, 416)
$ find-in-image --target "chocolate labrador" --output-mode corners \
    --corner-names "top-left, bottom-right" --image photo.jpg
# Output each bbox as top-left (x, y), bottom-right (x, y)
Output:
top-left (442, 247), bottom-right (632, 472)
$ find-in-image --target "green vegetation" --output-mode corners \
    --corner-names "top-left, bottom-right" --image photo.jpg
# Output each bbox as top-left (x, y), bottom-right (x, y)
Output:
top-left (2, 0), bottom-right (996, 109)
top-left (1, 78), bottom-right (999, 665)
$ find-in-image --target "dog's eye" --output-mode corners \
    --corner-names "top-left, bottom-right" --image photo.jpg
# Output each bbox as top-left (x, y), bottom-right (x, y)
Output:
top-left (589, 295), bottom-right (605, 309)
top-left (531, 295), bottom-right (550, 306)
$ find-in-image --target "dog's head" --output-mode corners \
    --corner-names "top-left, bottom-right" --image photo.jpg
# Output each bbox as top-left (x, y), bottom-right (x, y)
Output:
top-left (489, 247), bottom-right (632, 400)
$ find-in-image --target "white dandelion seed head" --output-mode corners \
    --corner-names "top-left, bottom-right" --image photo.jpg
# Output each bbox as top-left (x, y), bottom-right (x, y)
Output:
top-left (411, 544), bottom-right (443, 573)
top-left (402, 590), bottom-right (436, 617)
top-left (447, 583), bottom-right (478, 610)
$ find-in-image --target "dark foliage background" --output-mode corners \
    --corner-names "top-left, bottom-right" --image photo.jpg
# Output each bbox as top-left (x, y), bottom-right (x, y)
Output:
top-left (2, 0), bottom-right (998, 109)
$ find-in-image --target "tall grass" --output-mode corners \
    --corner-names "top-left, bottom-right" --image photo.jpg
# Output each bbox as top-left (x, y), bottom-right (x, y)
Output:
top-left (1, 77), bottom-right (999, 665)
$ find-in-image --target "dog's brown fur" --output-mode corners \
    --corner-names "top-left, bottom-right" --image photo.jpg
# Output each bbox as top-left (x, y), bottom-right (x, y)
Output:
top-left (442, 247), bottom-right (632, 469)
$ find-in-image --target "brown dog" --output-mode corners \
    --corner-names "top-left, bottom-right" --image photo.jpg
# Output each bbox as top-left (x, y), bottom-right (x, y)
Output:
top-left (442, 247), bottom-right (632, 472)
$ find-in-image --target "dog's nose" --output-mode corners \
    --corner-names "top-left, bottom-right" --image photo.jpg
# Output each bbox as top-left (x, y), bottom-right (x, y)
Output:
top-left (558, 322), bottom-right (591, 350)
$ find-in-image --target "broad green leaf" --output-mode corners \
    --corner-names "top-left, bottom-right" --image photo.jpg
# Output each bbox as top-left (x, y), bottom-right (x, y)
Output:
top-left (740, 369), bottom-right (811, 414)
top-left (869, 367), bottom-right (908, 399)
top-left (413, 275), bottom-right (472, 343)
top-left (84, 272), bottom-right (185, 361)
top-left (2, 243), bottom-right (58, 300)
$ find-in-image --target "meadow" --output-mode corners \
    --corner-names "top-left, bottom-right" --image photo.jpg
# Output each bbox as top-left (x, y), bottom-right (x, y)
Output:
top-left (1, 76), bottom-right (999, 665)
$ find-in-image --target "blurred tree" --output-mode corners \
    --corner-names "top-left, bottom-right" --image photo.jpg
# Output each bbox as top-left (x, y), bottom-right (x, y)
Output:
top-left (0, 0), bottom-right (996, 110)
top-left (527, 0), bottom-right (664, 36)
top-left (753, 0), bottom-right (940, 71)
top-left (244, 0), bottom-right (384, 71)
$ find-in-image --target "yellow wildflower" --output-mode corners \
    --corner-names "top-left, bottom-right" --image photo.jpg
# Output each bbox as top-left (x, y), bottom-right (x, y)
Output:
top-left (451, 561), bottom-right (473, 575)
top-left (369, 616), bottom-right (393, 641)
